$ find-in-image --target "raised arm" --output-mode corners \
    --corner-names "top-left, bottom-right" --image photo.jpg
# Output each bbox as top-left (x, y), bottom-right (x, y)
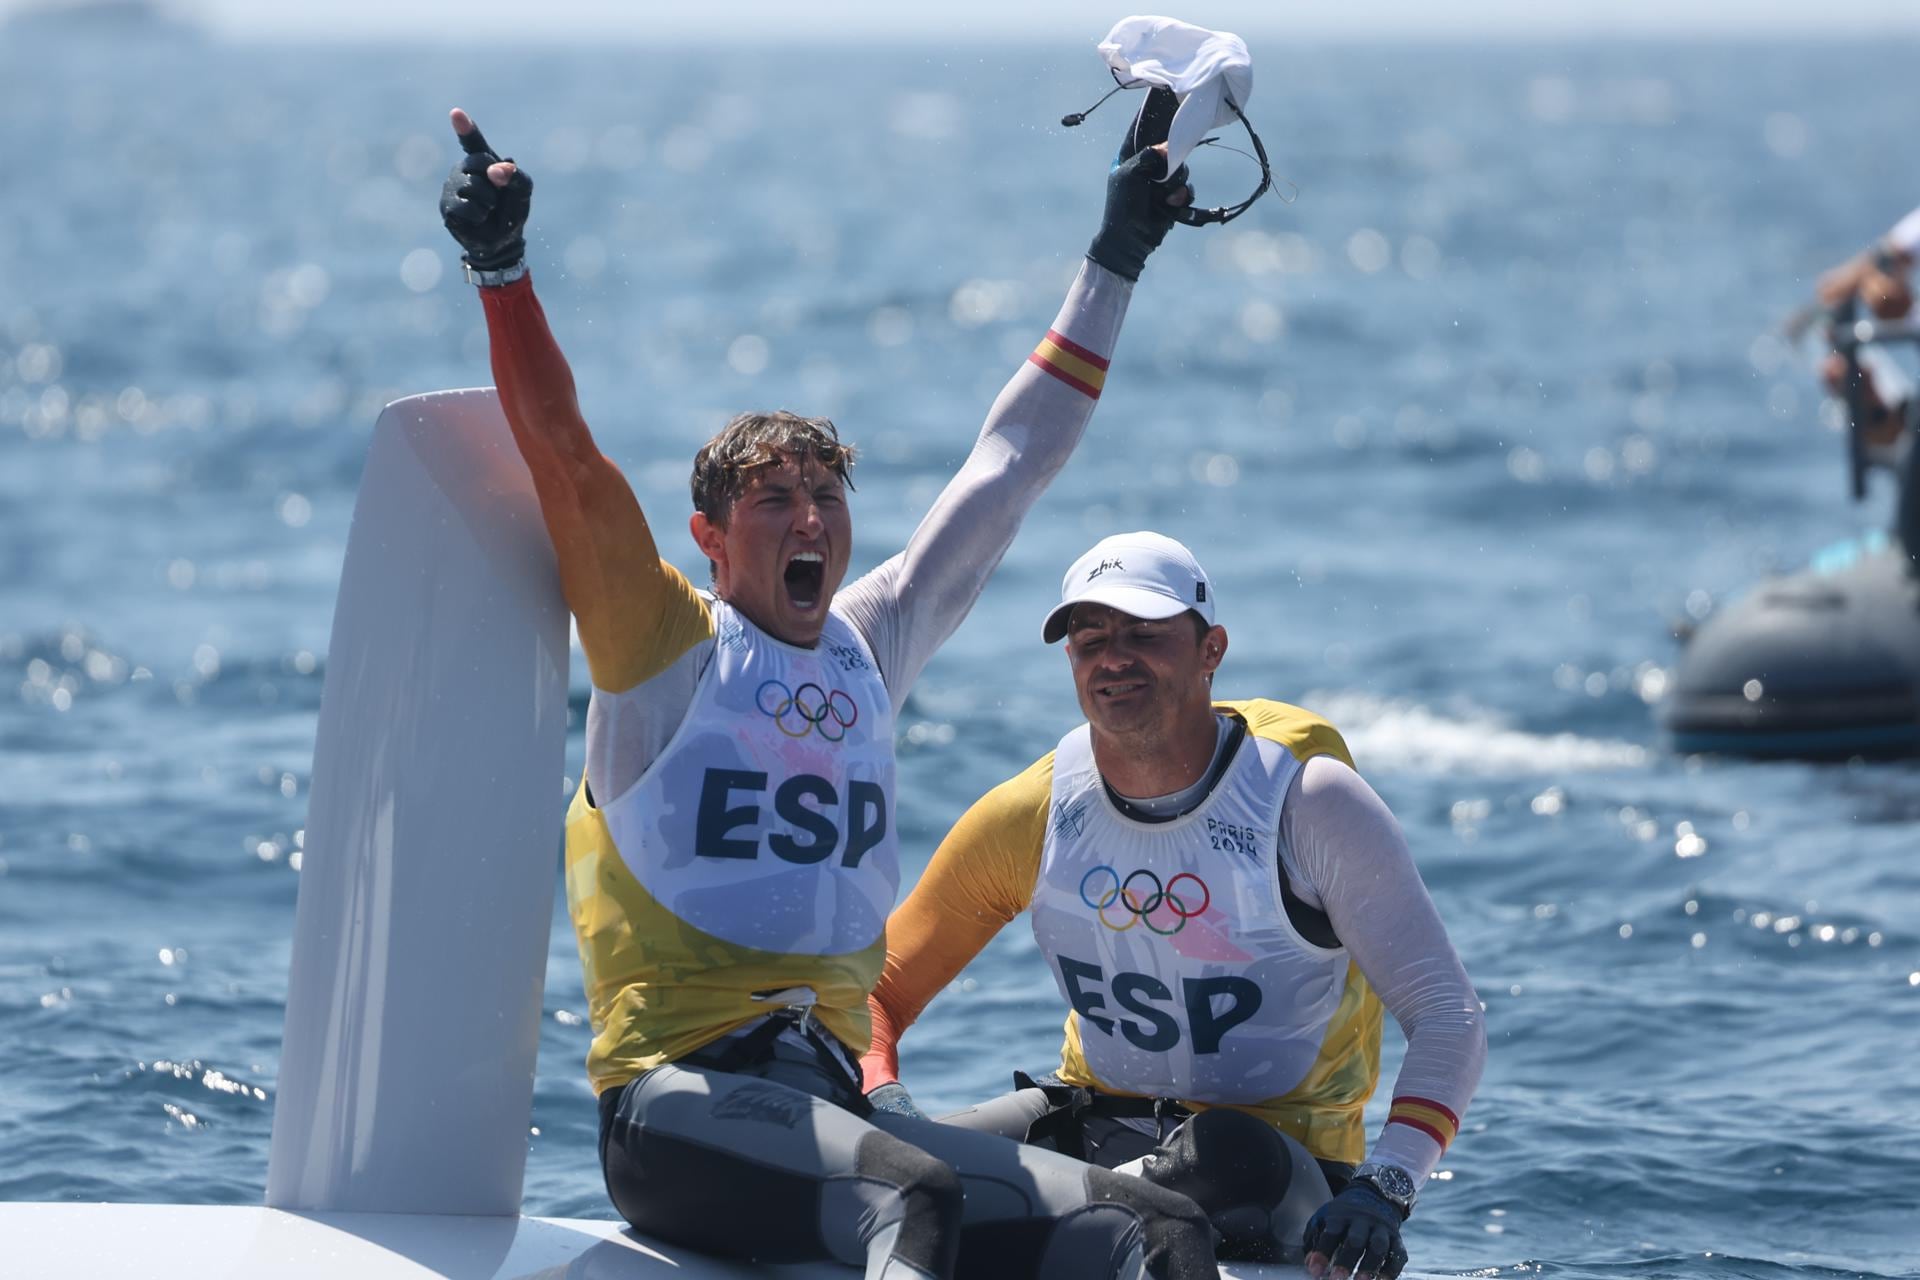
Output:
top-left (441, 110), bottom-right (708, 693)
top-left (861, 757), bottom-right (1055, 1098)
top-left (836, 142), bottom-right (1193, 706)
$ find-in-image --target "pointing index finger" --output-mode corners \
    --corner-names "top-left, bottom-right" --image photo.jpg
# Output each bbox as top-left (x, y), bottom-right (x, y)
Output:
top-left (449, 108), bottom-right (495, 158)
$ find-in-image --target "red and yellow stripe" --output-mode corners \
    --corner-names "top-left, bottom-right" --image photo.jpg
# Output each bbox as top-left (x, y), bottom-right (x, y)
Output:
top-left (1387, 1096), bottom-right (1459, 1149)
top-left (1028, 329), bottom-right (1110, 399)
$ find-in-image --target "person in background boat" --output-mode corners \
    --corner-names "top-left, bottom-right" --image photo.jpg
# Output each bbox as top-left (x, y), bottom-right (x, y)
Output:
top-left (1809, 206), bottom-right (1920, 564)
top-left (863, 533), bottom-right (1487, 1280)
top-left (1814, 205), bottom-right (1919, 470)
top-left (438, 107), bottom-right (1229, 1279)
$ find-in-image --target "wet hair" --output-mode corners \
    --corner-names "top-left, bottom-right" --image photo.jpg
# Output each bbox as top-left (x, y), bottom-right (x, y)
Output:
top-left (690, 410), bottom-right (856, 526)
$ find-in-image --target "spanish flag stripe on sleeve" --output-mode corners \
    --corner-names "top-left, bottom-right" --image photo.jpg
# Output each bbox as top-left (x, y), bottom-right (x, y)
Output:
top-left (1029, 329), bottom-right (1110, 399)
top-left (1043, 329), bottom-right (1111, 369)
top-left (1387, 1096), bottom-right (1460, 1149)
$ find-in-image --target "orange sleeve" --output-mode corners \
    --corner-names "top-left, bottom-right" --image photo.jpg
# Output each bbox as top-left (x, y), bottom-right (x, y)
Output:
top-left (862, 754), bottom-right (1054, 1089)
top-left (480, 275), bottom-right (707, 692)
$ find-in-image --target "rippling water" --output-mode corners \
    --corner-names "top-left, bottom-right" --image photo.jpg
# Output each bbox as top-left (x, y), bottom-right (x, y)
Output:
top-left (2, 28), bottom-right (1917, 1280)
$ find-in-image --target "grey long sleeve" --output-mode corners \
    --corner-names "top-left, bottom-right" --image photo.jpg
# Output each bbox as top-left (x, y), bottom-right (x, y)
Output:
top-left (835, 261), bottom-right (1135, 714)
top-left (1281, 755), bottom-right (1488, 1186)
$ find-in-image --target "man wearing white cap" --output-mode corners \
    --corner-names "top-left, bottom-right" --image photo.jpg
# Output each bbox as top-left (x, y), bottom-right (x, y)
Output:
top-left (863, 532), bottom-right (1487, 1280)
top-left (1809, 208), bottom-right (1920, 562)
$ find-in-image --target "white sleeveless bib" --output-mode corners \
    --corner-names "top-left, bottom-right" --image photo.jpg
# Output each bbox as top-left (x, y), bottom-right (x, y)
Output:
top-left (1030, 720), bottom-right (1352, 1104)
top-left (601, 599), bottom-right (898, 956)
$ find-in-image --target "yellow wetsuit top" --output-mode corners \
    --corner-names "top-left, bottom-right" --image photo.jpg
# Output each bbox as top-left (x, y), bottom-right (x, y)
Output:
top-left (864, 698), bottom-right (1487, 1175)
top-left (865, 700), bottom-right (1385, 1160)
top-left (478, 265), bottom-right (1142, 1093)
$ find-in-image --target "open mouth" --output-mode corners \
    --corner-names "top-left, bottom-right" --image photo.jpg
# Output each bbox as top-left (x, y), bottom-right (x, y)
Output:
top-left (783, 551), bottom-right (825, 611)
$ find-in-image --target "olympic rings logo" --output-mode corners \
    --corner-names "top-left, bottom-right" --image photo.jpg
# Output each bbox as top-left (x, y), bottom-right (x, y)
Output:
top-left (1079, 865), bottom-right (1211, 935)
top-left (756, 679), bottom-right (860, 741)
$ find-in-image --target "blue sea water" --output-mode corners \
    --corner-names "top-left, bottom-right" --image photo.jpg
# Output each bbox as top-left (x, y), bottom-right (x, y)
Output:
top-left (2, 27), bottom-right (1918, 1280)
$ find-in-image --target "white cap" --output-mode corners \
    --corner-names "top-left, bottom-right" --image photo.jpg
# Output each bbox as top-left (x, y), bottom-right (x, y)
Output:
top-left (1888, 204), bottom-right (1920, 259)
top-left (1042, 531), bottom-right (1216, 644)
top-left (1097, 16), bottom-right (1254, 177)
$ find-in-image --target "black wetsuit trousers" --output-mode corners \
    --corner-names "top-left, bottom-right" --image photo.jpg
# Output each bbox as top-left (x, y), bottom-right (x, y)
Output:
top-left (942, 1084), bottom-right (1353, 1265)
top-left (597, 1031), bottom-right (1217, 1280)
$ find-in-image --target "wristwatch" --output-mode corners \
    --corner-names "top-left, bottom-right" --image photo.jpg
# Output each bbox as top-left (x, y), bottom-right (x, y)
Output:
top-left (1350, 1162), bottom-right (1417, 1219)
top-left (464, 261), bottom-right (529, 288)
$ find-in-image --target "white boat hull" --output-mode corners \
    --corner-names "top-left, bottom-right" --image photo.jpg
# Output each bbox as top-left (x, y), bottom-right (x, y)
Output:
top-left (0, 1203), bottom-right (1322, 1278)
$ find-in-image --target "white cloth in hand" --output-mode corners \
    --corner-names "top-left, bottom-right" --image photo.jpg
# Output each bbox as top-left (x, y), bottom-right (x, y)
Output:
top-left (1098, 15), bottom-right (1255, 175)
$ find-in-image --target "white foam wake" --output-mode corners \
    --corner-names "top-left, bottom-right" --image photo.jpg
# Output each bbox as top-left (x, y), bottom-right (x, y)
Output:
top-left (1305, 691), bottom-right (1650, 776)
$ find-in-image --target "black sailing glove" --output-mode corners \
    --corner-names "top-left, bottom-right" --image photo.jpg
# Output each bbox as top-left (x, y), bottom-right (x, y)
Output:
top-left (1085, 86), bottom-right (1195, 282)
top-left (1086, 146), bottom-right (1192, 282)
top-left (440, 119), bottom-right (533, 273)
top-left (1303, 1182), bottom-right (1410, 1280)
